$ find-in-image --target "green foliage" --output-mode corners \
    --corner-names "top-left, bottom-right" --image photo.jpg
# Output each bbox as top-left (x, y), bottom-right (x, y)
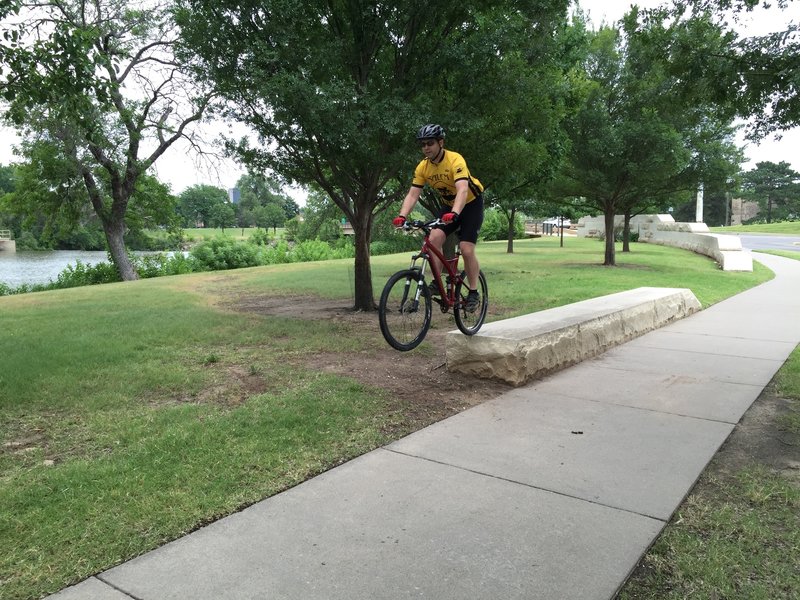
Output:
top-left (480, 209), bottom-right (525, 241)
top-left (125, 228), bottom-right (184, 251)
top-left (649, 1), bottom-right (800, 138)
top-left (14, 230), bottom-right (39, 250)
top-left (189, 237), bottom-right (261, 271)
top-left (288, 239), bottom-right (355, 263)
top-left (262, 240), bottom-right (291, 264)
top-left (255, 203), bottom-right (286, 232)
top-left (740, 161), bottom-right (800, 223)
top-left (209, 202), bottom-right (236, 230)
top-left (556, 17), bottom-right (741, 265)
top-left (178, 185), bottom-right (230, 228)
top-left (176, 0), bottom-right (575, 309)
top-left (369, 235), bottom-right (421, 256)
top-left (1, 0), bottom-right (212, 280)
top-left (0, 164), bottom-right (16, 194)
top-left (248, 228), bottom-right (273, 246)
top-left (53, 259), bottom-right (121, 287)
top-left (133, 253), bottom-right (195, 279)
top-left (233, 173), bottom-right (298, 229)
top-left (283, 217), bottom-right (301, 242)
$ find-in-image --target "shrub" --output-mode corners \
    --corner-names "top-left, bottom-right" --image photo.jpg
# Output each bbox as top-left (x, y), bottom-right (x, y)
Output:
top-left (480, 209), bottom-right (524, 241)
top-left (54, 260), bottom-right (121, 288)
top-left (132, 253), bottom-right (196, 279)
top-left (370, 235), bottom-right (419, 256)
top-left (262, 240), bottom-right (291, 264)
top-left (283, 217), bottom-right (301, 242)
top-left (190, 237), bottom-right (260, 270)
top-left (249, 228), bottom-right (272, 246)
top-left (290, 239), bottom-right (333, 262)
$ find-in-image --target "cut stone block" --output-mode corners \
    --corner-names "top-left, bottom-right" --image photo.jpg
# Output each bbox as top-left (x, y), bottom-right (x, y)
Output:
top-left (446, 287), bottom-right (701, 386)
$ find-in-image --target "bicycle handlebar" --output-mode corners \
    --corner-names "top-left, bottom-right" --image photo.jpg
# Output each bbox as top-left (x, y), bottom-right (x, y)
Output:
top-left (399, 218), bottom-right (443, 233)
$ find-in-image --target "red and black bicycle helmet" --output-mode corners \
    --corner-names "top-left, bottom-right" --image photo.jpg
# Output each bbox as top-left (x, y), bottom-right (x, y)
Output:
top-left (416, 124), bottom-right (445, 140)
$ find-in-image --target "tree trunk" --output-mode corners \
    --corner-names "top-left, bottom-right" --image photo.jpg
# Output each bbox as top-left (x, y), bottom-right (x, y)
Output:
top-left (603, 209), bottom-right (616, 266)
top-left (82, 170), bottom-right (138, 281)
top-left (351, 216), bottom-right (375, 311)
top-left (767, 193), bottom-right (772, 223)
top-left (104, 219), bottom-right (138, 280)
top-left (506, 207), bottom-right (516, 253)
top-left (622, 212), bottom-right (632, 253)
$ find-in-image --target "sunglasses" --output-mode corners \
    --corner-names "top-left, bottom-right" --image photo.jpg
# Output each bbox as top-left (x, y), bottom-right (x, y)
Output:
top-left (419, 139), bottom-right (439, 148)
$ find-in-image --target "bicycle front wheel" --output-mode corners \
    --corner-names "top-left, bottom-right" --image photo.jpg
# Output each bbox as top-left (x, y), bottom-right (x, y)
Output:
top-left (454, 270), bottom-right (488, 336)
top-left (378, 269), bottom-right (433, 351)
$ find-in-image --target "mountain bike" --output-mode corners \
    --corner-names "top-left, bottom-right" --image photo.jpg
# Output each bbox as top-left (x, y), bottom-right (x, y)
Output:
top-left (378, 218), bottom-right (489, 351)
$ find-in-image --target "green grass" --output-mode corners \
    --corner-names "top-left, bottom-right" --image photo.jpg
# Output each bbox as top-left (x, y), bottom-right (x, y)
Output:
top-left (757, 249), bottom-right (800, 261)
top-left (0, 237), bottom-right (778, 599)
top-left (619, 465), bottom-right (800, 599)
top-left (711, 221), bottom-right (800, 235)
top-left (182, 227), bottom-right (286, 242)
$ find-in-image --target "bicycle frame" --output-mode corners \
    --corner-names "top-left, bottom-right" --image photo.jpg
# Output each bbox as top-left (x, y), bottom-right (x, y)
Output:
top-left (408, 224), bottom-right (463, 310)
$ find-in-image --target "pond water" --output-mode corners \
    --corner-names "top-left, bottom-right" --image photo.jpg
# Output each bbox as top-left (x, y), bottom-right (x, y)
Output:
top-left (0, 250), bottom-right (166, 287)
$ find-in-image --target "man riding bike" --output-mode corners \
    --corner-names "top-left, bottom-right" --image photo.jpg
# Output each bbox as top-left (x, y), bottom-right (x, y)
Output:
top-left (393, 124), bottom-right (485, 312)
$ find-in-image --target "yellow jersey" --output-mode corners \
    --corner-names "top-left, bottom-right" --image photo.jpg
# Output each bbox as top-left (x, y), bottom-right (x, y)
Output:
top-left (412, 150), bottom-right (483, 206)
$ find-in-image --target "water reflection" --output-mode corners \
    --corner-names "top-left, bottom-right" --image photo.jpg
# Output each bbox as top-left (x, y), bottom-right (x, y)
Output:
top-left (0, 250), bottom-right (147, 287)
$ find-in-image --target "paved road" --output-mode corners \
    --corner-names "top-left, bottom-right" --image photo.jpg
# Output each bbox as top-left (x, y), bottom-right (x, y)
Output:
top-left (736, 233), bottom-right (800, 252)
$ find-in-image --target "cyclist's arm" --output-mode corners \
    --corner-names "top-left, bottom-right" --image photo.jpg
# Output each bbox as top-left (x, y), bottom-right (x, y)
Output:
top-left (398, 185), bottom-right (422, 218)
top-left (450, 179), bottom-right (469, 215)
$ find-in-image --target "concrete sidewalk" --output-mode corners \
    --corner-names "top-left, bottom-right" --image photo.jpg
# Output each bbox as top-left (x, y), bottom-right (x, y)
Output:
top-left (51, 253), bottom-right (800, 600)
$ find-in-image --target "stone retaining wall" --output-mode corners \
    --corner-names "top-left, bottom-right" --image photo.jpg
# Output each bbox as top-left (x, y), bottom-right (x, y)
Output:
top-left (575, 214), bottom-right (752, 271)
top-left (446, 287), bottom-right (701, 386)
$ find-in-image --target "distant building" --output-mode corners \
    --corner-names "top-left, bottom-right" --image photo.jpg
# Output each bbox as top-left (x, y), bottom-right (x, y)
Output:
top-left (228, 188), bottom-right (240, 204)
top-left (730, 197), bottom-right (759, 226)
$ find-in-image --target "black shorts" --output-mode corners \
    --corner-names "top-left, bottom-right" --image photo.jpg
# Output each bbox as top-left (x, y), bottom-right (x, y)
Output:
top-left (438, 195), bottom-right (484, 244)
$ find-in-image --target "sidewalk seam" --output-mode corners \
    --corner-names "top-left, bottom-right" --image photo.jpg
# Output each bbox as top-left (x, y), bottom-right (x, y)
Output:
top-left (380, 447), bottom-right (667, 523)
top-left (529, 389), bottom-right (764, 425)
top-left (95, 574), bottom-right (143, 600)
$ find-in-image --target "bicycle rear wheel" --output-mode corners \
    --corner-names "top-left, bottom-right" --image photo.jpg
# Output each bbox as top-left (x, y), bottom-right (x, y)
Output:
top-left (454, 270), bottom-right (488, 336)
top-left (378, 269), bottom-right (433, 351)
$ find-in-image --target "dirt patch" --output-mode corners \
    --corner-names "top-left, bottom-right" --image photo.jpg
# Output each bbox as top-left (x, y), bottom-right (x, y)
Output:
top-left (703, 384), bottom-right (800, 484)
top-left (227, 294), bottom-right (514, 430)
top-left (226, 292), bottom-right (800, 477)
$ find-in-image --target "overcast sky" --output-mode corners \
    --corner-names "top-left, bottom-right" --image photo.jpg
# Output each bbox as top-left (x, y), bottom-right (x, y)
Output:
top-left (1, 0), bottom-right (798, 198)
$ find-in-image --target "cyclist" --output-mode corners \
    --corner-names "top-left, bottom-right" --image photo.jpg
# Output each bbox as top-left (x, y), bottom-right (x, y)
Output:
top-left (393, 124), bottom-right (485, 312)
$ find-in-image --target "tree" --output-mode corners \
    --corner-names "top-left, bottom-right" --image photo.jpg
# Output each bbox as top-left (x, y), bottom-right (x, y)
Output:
top-left (234, 172), bottom-right (298, 226)
top-left (556, 16), bottom-right (741, 265)
top-left (0, 0), bottom-right (213, 279)
top-left (178, 184), bottom-right (228, 227)
top-left (0, 164), bottom-right (15, 194)
top-left (740, 161), bottom-right (800, 223)
top-left (3, 140), bottom-right (178, 248)
top-left (0, 163), bottom-right (21, 233)
top-left (260, 203), bottom-right (286, 233)
top-left (177, 0), bottom-right (572, 310)
top-left (208, 201), bottom-right (236, 231)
